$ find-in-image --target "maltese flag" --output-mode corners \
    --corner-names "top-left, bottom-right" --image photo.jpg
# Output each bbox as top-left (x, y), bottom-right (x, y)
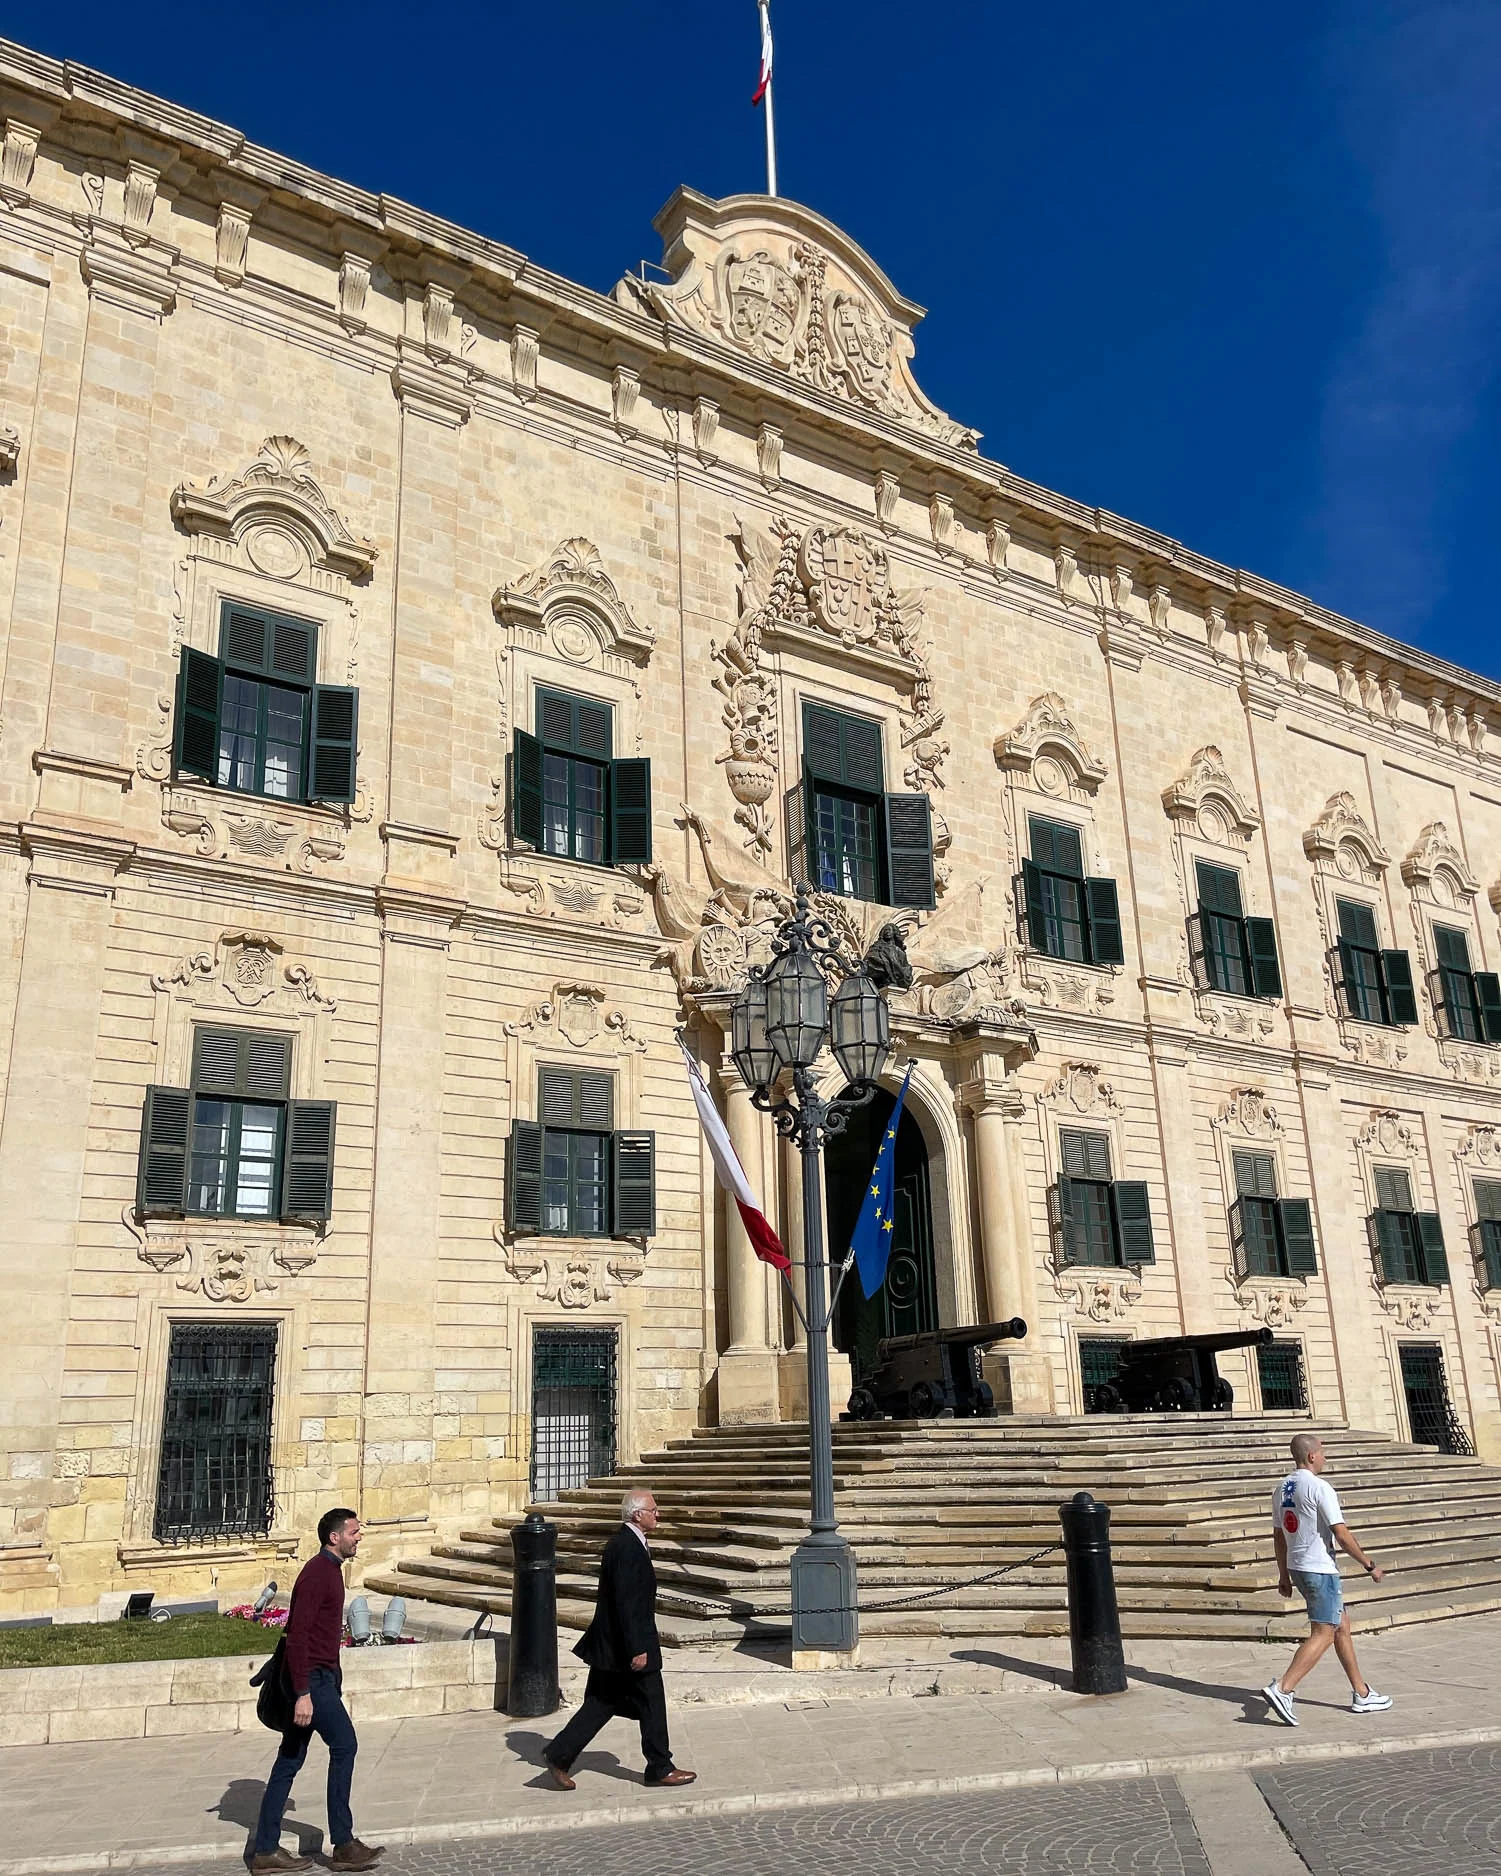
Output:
top-left (679, 1038), bottom-right (790, 1272)
top-left (752, 2), bottom-right (773, 105)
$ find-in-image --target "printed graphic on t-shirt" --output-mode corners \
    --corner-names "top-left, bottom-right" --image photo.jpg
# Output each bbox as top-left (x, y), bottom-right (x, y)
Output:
top-left (1274, 1471), bottom-right (1341, 1574)
top-left (1280, 1479), bottom-right (1299, 1535)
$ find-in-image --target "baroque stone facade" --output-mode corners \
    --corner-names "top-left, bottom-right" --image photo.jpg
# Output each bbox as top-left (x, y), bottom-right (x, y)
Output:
top-left (2, 40), bottom-right (1501, 1611)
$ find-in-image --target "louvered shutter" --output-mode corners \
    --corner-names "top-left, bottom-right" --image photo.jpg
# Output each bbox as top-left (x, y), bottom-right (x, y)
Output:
top-left (1246, 917), bottom-right (1283, 998)
top-left (1337, 900), bottom-right (1380, 948)
top-left (803, 705), bottom-right (846, 781)
top-left (1333, 939), bottom-right (1357, 1017)
top-left (173, 647), bottom-right (222, 782)
top-left (1474, 1216), bottom-right (1501, 1294)
top-left (844, 716), bottom-right (884, 791)
top-left (574, 699), bottom-right (613, 759)
top-left (192, 1028), bottom-right (291, 1100)
top-left (222, 605), bottom-right (271, 672)
top-left (1112, 1182), bottom-right (1155, 1265)
top-left (578, 1072), bottom-right (615, 1130)
top-left (512, 729), bottom-right (544, 848)
top-left (538, 690), bottom-right (573, 747)
top-left (1435, 925), bottom-right (1472, 971)
top-left (1062, 1129), bottom-right (1112, 1181)
top-left (1050, 1178), bottom-right (1087, 1268)
top-left (1187, 913), bottom-right (1212, 990)
top-left (137, 1086), bottom-right (191, 1215)
top-left (1085, 877), bottom-right (1124, 965)
top-left (1196, 862), bottom-right (1244, 917)
top-left (609, 758), bottom-right (653, 865)
top-left (785, 779), bottom-right (809, 885)
top-left (540, 1066), bottom-right (614, 1129)
top-left (1030, 818), bottom-right (1084, 876)
top-left (1229, 1198), bottom-right (1251, 1279)
top-left (883, 793), bottom-right (935, 910)
top-left (282, 1100), bottom-right (336, 1222)
top-left (1277, 1198), bottom-right (1319, 1276)
top-left (1020, 863), bottom-right (1047, 949)
top-left (507, 1119), bottom-right (544, 1234)
top-left (1477, 1180), bottom-right (1501, 1223)
top-left (221, 605), bottom-right (315, 684)
top-left (310, 685), bottom-right (358, 804)
top-left (1381, 949), bottom-right (1418, 1025)
top-left (1476, 973), bottom-right (1501, 1044)
top-left (192, 1028), bottom-right (244, 1096)
top-left (540, 1066), bottom-right (577, 1126)
top-left (1417, 1212), bottom-right (1448, 1285)
top-left (1233, 1151), bottom-right (1278, 1198)
top-left (1370, 1209), bottom-right (1417, 1284)
top-left (269, 616), bottom-right (316, 684)
top-left (1374, 1164), bottom-right (1413, 1212)
top-left (612, 1131), bottom-right (656, 1235)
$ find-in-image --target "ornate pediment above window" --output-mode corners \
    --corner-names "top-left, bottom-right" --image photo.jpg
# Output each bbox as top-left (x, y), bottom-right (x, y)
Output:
top-left (491, 536), bottom-right (654, 666)
top-left (1400, 820), bottom-right (1478, 903)
top-left (171, 435), bottom-right (377, 584)
top-left (993, 694), bottom-right (1108, 799)
top-left (1161, 745), bottom-right (1260, 844)
top-left (1302, 793), bottom-right (1390, 882)
top-left (615, 188), bottom-right (978, 449)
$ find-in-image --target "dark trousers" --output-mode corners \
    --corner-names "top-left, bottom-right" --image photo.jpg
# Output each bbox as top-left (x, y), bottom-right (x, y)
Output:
top-left (255, 1665), bottom-right (357, 1854)
top-left (547, 1666), bottom-right (674, 1780)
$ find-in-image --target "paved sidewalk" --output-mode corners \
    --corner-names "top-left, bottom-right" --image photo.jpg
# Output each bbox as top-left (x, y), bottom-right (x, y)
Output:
top-left (2, 1616), bottom-right (1499, 1874)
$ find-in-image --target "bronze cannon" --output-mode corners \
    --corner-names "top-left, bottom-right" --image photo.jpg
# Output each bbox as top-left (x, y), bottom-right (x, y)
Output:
top-left (846, 1318), bottom-right (1028, 1421)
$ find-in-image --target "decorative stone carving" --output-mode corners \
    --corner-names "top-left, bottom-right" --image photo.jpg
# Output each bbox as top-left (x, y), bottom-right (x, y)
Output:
top-left (122, 163), bottom-right (159, 245)
top-left (511, 324), bottom-right (539, 400)
top-left (756, 422), bottom-right (782, 488)
top-left (1215, 1087), bottom-right (1282, 1140)
top-left (875, 469), bottom-right (900, 532)
top-left (616, 189), bottom-right (978, 448)
top-left (338, 254), bottom-right (371, 333)
top-left (1052, 538), bottom-right (1079, 609)
top-left (0, 119), bottom-right (40, 207)
top-left (422, 284), bottom-right (455, 357)
top-left (994, 694), bottom-right (1108, 797)
top-left (151, 931), bottom-right (335, 1014)
top-left (214, 205), bottom-right (250, 286)
top-left (1357, 1108), bottom-right (1417, 1159)
top-left (0, 424), bottom-right (18, 473)
top-left (1371, 1274), bottom-right (1441, 1332)
top-left (1054, 1271), bottom-right (1142, 1321)
top-left (493, 1224), bottom-right (646, 1307)
top-left (1302, 793), bottom-right (1390, 881)
top-left (502, 984), bottom-right (647, 1052)
top-left (284, 963), bottom-right (338, 1012)
top-left (611, 365), bottom-right (640, 436)
top-left (1401, 821), bottom-right (1478, 900)
top-left (985, 511), bottom-right (1012, 577)
top-left (929, 493), bottom-right (956, 556)
top-left (692, 396), bottom-right (719, 463)
top-left (492, 537), bottom-right (653, 660)
top-left (1040, 1062), bottom-right (1121, 1117)
top-left (1146, 578), bottom-right (1172, 640)
top-left (1162, 745), bottom-right (1261, 842)
top-left (1225, 1268), bottom-right (1308, 1329)
top-left (1459, 1124), bottom-right (1501, 1171)
top-left (172, 435), bottom-right (377, 582)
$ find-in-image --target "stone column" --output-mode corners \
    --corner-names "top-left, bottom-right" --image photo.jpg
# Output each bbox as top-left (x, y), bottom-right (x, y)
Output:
top-left (0, 830), bottom-right (131, 1597)
top-left (969, 1086), bottom-right (1054, 1412)
top-left (715, 1062), bottom-right (781, 1425)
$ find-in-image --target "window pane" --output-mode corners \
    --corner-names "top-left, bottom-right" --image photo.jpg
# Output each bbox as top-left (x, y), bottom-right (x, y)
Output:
top-left (572, 1134), bottom-right (608, 1235)
top-left (813, 789), bottom-right (878, 901)
top-left (1206, 911), bottom-right (1249, 996)
top-left (1346, 944), bottom-right (1384, 1022)
top-left (1444, 967), bottom-right (1483, 1041)
top-left (542, 753), bottom-right (571, 859)
top-left (1040, 872), bottom-right (1086, 961)
top-left (189, 1100), bottom-right (233, 1215)
top-left (1075, 1180), bottom-right (1115, 1265)
top-left (217, 675), bottom-right (260, 792)
top-left (235, 1104), bottom-right (280, 1217)
top-left (572, 762), bottom-right (605, 864)
top-left (262, 687), bottom-right (305, 800)
top-left (1243, 1196), bottom-right (1281, 1275)
top-left (543, 1132), bottom-right (572, 1232)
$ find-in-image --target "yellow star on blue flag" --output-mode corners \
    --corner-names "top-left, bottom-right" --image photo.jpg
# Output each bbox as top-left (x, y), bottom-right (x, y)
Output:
top-left (848, 1064), bottom-right (914, 1300)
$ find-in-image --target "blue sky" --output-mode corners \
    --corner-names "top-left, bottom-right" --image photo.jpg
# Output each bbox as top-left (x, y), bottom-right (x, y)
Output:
top-left (7, 1), bottom-right (1497, 677)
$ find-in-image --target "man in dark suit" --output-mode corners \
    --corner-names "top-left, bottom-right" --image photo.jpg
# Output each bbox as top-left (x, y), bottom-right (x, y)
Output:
top-left (544, 1488), bottom-right (695, 1789)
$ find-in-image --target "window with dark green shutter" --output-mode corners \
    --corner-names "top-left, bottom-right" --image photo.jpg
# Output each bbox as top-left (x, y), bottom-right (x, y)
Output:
top-left (1021, 819), bottom-right (1125, 967)
top-left (169, 603), bottom-right (357, 807)
top-left (1052, 1130), bottom-right (1152, 1267)
top-left (134, 1025), bottom-right (336, 1225)
top-left (1370, 1164), bottom-right (1443, 1285)
top-left (509, 1067), bottom-right (654, 1239)
top-left (1230, 1151), bottom-right (1317, 1279)
top-left (798, 702), bottom-right (933, 908)
top-left (1473, 1181), bottom-right (1501, 1293)
top-left (1432, 925), bottom-right (1487, 1042)
top-left (1189, 862), bottom-right (1281, 999)
top-left (513, 689), bottom-right (652, 869)
top-left (1333, 898), bottom-right (1416, 1025)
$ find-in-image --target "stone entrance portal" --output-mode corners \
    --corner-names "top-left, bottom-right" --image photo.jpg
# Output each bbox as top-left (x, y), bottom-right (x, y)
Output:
top-left (826, 1088), bottom-right (938, 1384)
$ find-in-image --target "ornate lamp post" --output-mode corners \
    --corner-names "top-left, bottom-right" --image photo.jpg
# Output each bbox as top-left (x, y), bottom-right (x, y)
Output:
top-left (728, 882), bottom-right (892, 1659)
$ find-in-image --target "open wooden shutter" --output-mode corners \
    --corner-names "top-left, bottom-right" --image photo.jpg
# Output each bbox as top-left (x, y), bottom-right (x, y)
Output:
top-left (282, 1101), bottom-right (337, 1223)
top-left (1417, 1212), bottom-right (1449, 1285)
top-left (1370, 1209), bottom-right (1413, 1284)
top-left (1050, 1178), bottom-right (1086, 1268)
top-left (137, 1086), bottom-right (191, 1215)
top-left (512, 729), bottom-right (544, 848)
top-left (1245, 917), bottom-right (1283, 998)
top-left (310, 685), bottom-right (358, 804)
top-left (609, 758), bottom-right (653, 865)
top-left (1474, 1218), bottom-right (1501, 1294)
top-left (1085, 876), bottom-right (1124, 965)
top-left (612, 1131), bottom-right (656, 1235)
top-left (883, 793), bottom-right (935, 910)
top-left (1333, 939), bottom-right (1356, 1017)
top-left (1381, 949), bottom-right (1418, 1025)
top-left (1277, 1198), bottom-right (1319, 1276)
top-left (1111, 1182), bottom-right (1155, 1265)
top-left (173, 647), bottom-right (222, 783)
top-left (1021, 861), bottom-right (1047, 950)
top-left (785, 779), bottom-right (809, 885)
top-left (1476, 973), bottom-right (1501, 1045)
top-left (1229, 1198), bottom-right (1251, 1279)
top-left (1187, 914), bottom-right (1213, 990)
top-left (507, 1119), bottom-right (544, 1234)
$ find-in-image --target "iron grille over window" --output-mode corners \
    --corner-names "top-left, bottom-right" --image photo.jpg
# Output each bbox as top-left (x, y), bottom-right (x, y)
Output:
top-left (154, 1322), bottom-right (277, 1542)
top-left (1019, 818), bottom-right (1124, 966)
top-left (531, 1328), bottom-right (617, 1500)
top-left (1079, 1337), bottom-right (1130, 1413)
top-left (1189, 861), bottom-right (1281, 999)
top-left (510, 687), bottom-right (652, 867)
top-left (1051, 1129), bottom-right (1154, 1269)
top-left (1399, 1343), bottom-right (1473, 1455)
top-left (1369, 1165), bottom-right (1448, 1286)
top-left (1257, 1339), bottom-right (1308, 1412)
top-left (172, 602), bottom-right (358, 805)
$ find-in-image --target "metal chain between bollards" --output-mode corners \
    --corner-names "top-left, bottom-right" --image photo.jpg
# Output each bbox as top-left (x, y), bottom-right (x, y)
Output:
top-left (667, 1538), bottom-right (1063, 1622)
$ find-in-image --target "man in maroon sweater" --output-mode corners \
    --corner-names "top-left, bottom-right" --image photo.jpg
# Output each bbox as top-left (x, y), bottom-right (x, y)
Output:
top-left (251, 1509), bottom-right (384, 1873)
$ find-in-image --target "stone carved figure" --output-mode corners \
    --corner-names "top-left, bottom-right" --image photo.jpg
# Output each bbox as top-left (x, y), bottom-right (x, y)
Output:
top-left (865, 923), bottom-right (914, 992)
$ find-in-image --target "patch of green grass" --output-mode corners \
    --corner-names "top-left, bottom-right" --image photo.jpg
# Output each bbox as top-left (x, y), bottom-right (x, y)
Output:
top-left (0, 1611), bottom-right (280, 1669)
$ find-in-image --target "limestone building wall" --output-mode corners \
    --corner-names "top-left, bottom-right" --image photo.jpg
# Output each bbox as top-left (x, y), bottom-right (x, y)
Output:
top-left (0, 40), bottom-right (1498, 1611)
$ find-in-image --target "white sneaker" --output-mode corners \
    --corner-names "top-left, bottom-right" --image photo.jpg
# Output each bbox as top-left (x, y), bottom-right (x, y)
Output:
top-left (1351, 1687), bottom-right (1393, 1714)
top-left (1263, 1679), bottom-right (1298, 1726)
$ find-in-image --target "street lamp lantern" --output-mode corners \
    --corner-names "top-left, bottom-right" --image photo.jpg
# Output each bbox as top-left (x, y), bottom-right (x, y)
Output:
top-left (730, 977), bottom-right (778, 1095)
top-left (828, 970), bottom-right (891, 1087)
top-left (763, 941), bottom-right (828, 1072)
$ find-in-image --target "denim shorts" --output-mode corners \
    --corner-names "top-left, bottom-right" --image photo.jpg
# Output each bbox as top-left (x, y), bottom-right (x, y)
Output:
top-left (1291, 1569), bottom-right (1343, 1626)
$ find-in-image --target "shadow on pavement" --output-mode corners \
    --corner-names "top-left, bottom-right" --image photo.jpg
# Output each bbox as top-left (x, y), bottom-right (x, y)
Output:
top-left (506, 1726), bottom-right (639, 1787)
top-left (954, 1648), bottom-right (1268, 1724)
top-left (208, 1776), bottom-right (322, 1860)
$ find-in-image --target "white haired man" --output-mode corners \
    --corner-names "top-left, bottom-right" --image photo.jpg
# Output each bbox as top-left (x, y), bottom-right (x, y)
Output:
top-left (1263, 1431), bottom-right (1393, 1726)
top-left (543, 1488), bottom-right (695, 1789)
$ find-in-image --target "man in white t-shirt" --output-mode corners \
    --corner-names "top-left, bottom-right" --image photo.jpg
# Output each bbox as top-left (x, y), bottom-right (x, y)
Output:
top-left (1262, 1431), bottom-right (1393, 1726)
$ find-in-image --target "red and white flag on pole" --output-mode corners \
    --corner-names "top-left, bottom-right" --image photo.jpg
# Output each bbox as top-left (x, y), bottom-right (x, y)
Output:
top-left (679, 1038), bottom-right (790, 1272)
top-left (752, 1), bottom-right (773, 105)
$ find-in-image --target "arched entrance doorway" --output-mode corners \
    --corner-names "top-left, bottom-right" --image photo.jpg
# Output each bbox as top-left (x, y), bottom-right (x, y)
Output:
top-left (825, 1088), bottom-right (938, 1382)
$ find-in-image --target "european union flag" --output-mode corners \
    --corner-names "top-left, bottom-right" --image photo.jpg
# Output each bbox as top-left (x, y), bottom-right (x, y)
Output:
top-left (848, 1064), bottom-right (914, 1301)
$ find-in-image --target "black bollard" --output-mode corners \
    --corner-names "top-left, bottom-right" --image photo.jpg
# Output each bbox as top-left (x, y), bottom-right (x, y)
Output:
top-left (506, 1511), bottom-right (560, 1717)
top-left (1058, 1490), bottom-right (1127, 1696)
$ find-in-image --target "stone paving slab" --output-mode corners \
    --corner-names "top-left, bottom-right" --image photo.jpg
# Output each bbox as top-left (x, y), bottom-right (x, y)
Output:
top-left (2, 1616), bottom-right (1500, 1873)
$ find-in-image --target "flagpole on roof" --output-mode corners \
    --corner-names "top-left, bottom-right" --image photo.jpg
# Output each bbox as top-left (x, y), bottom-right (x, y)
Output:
top-left (755, 0), bottom-right (778, 197)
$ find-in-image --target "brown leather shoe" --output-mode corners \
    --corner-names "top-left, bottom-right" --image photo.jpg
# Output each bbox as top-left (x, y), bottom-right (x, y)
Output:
top-left (545, 1760), bottom-right (576, 1791)
top-left (250, 1854), bottom-right (314, 1874)
top-left (327, 1841), bottom-right (385, 1872)
top-left (646, 1768), bottom-right (697, 1787)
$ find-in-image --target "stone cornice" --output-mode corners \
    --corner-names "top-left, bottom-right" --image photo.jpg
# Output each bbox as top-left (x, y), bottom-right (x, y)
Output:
top-left (1, 34), bottom-right (1499, 721)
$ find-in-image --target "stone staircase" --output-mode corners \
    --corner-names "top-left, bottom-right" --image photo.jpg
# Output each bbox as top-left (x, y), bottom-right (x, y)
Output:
top-left (363, 1414), bottom-right (1501, 1644)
